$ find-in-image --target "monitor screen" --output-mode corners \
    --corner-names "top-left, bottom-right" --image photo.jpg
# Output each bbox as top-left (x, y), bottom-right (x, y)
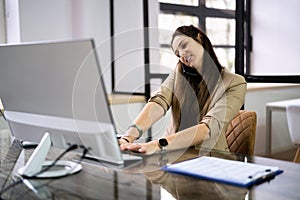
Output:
top-left (0, 39), bottom-right (116, 146)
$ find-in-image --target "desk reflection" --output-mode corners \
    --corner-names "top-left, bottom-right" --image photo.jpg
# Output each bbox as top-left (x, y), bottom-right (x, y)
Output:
top-left (145, 170), bottom-right (248, 200)
top-left (1, 130), bottom-right (299, 200)
top-left (125, 148), bottom-right (248, 200)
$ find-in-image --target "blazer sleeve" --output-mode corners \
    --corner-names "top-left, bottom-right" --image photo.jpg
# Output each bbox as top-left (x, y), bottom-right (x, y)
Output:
top-left (148, 70), bottom-right (176, 115)
top-left (200, 73), bottom-right (247, 141)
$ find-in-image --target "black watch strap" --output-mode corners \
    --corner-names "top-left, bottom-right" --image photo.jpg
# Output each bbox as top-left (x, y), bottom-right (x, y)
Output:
top-left (158, 138), bottom-right (168, 150)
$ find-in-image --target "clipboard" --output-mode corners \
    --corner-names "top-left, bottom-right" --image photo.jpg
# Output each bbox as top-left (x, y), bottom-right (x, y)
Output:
top-left (161, 156), bottom-right (284, 188)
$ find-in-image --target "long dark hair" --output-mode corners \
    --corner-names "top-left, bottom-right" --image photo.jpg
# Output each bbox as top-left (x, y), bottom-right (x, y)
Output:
top-left (171, 25), bottom-right (223, 132)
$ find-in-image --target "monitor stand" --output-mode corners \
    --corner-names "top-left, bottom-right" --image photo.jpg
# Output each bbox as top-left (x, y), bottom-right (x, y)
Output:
top-left (18, 132), bottom-right (82, 178)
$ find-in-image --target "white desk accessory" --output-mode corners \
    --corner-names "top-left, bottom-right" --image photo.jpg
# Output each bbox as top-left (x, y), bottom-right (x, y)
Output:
top-left (18, 132), bottom-right (82, 178)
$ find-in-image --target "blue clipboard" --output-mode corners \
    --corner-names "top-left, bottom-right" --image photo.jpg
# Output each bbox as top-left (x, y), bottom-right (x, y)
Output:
top-left (161, 156), bottom-right (283, 188)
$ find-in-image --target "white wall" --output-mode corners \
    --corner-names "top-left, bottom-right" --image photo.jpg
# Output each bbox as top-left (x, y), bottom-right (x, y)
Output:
top-left (80, 0), bottom-right (112, 91)
top-left (252, 0), bottom-right (300, 75)
top-left (4, 0), bottom-right (21, 43)
top-left (18, 0), bottom-right (73, 42)
top-left (113, 0), bottom-right (145, 93)
top-left (0, 0), bottom-right (5, 43)
top-left (112, 0), bottom-right (160, 94)
top-left (16, 0), bottom-right (111, 43)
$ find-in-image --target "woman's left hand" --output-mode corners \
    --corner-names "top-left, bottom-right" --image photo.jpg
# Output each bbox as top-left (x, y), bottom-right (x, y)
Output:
top-left (120, 140), bottom-right (160, 155)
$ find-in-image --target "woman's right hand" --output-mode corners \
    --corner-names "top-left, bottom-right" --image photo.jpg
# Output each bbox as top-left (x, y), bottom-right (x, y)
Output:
top-left (120, 140), bottom-right (161, 155)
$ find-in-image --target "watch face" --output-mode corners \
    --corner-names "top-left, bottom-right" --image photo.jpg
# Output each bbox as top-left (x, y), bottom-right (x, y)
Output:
top-left (159, 138), bottom-right (168, 147)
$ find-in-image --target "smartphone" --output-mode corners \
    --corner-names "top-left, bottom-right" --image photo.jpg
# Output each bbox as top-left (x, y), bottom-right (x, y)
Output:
top-left (182, 64), bottom-right (199, 77)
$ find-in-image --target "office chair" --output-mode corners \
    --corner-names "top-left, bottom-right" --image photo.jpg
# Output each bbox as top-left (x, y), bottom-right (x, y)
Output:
top-left (225, 110), bottom-right (257, 156)
top-left (286, 104), bottom-right (300, 163)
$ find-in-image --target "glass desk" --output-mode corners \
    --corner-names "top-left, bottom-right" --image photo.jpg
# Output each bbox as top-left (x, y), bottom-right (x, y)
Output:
top-left (0, 130), bottom-right (300, 200)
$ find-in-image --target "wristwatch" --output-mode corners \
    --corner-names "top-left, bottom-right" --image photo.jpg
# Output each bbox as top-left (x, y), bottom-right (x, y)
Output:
top-left (158, 138), bottom-right (168, 150)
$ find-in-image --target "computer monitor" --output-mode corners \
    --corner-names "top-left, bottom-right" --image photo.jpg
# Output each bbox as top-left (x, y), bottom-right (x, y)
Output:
top-left (0, 39), bottom-right (130, 164)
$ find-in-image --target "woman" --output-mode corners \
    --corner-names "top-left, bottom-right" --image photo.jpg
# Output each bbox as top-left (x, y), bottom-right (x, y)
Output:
top-left (119, 25), bottom-right (246, 154)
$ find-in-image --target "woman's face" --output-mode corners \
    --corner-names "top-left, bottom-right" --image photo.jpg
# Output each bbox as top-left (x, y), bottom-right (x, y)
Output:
top-left (172, 34), bottom-right (204, 71)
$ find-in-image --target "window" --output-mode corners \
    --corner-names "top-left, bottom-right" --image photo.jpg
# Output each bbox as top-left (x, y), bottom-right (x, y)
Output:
top-left (157, 0), bottom-right (241, 73)
top-left (154, 0), bottom-right (300, 86)
top-left (205, 0), bottom-right (235, 10)
top-left (159, 0), bottom-right (198, 6)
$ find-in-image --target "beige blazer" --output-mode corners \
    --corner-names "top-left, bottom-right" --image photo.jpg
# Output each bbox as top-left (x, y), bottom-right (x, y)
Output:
top-left (149, 68), bottom-right (247, 152)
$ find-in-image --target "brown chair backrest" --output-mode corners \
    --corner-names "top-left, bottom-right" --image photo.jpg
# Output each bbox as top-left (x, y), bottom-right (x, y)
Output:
top-left (225, 110), bottom-right (257, 156)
